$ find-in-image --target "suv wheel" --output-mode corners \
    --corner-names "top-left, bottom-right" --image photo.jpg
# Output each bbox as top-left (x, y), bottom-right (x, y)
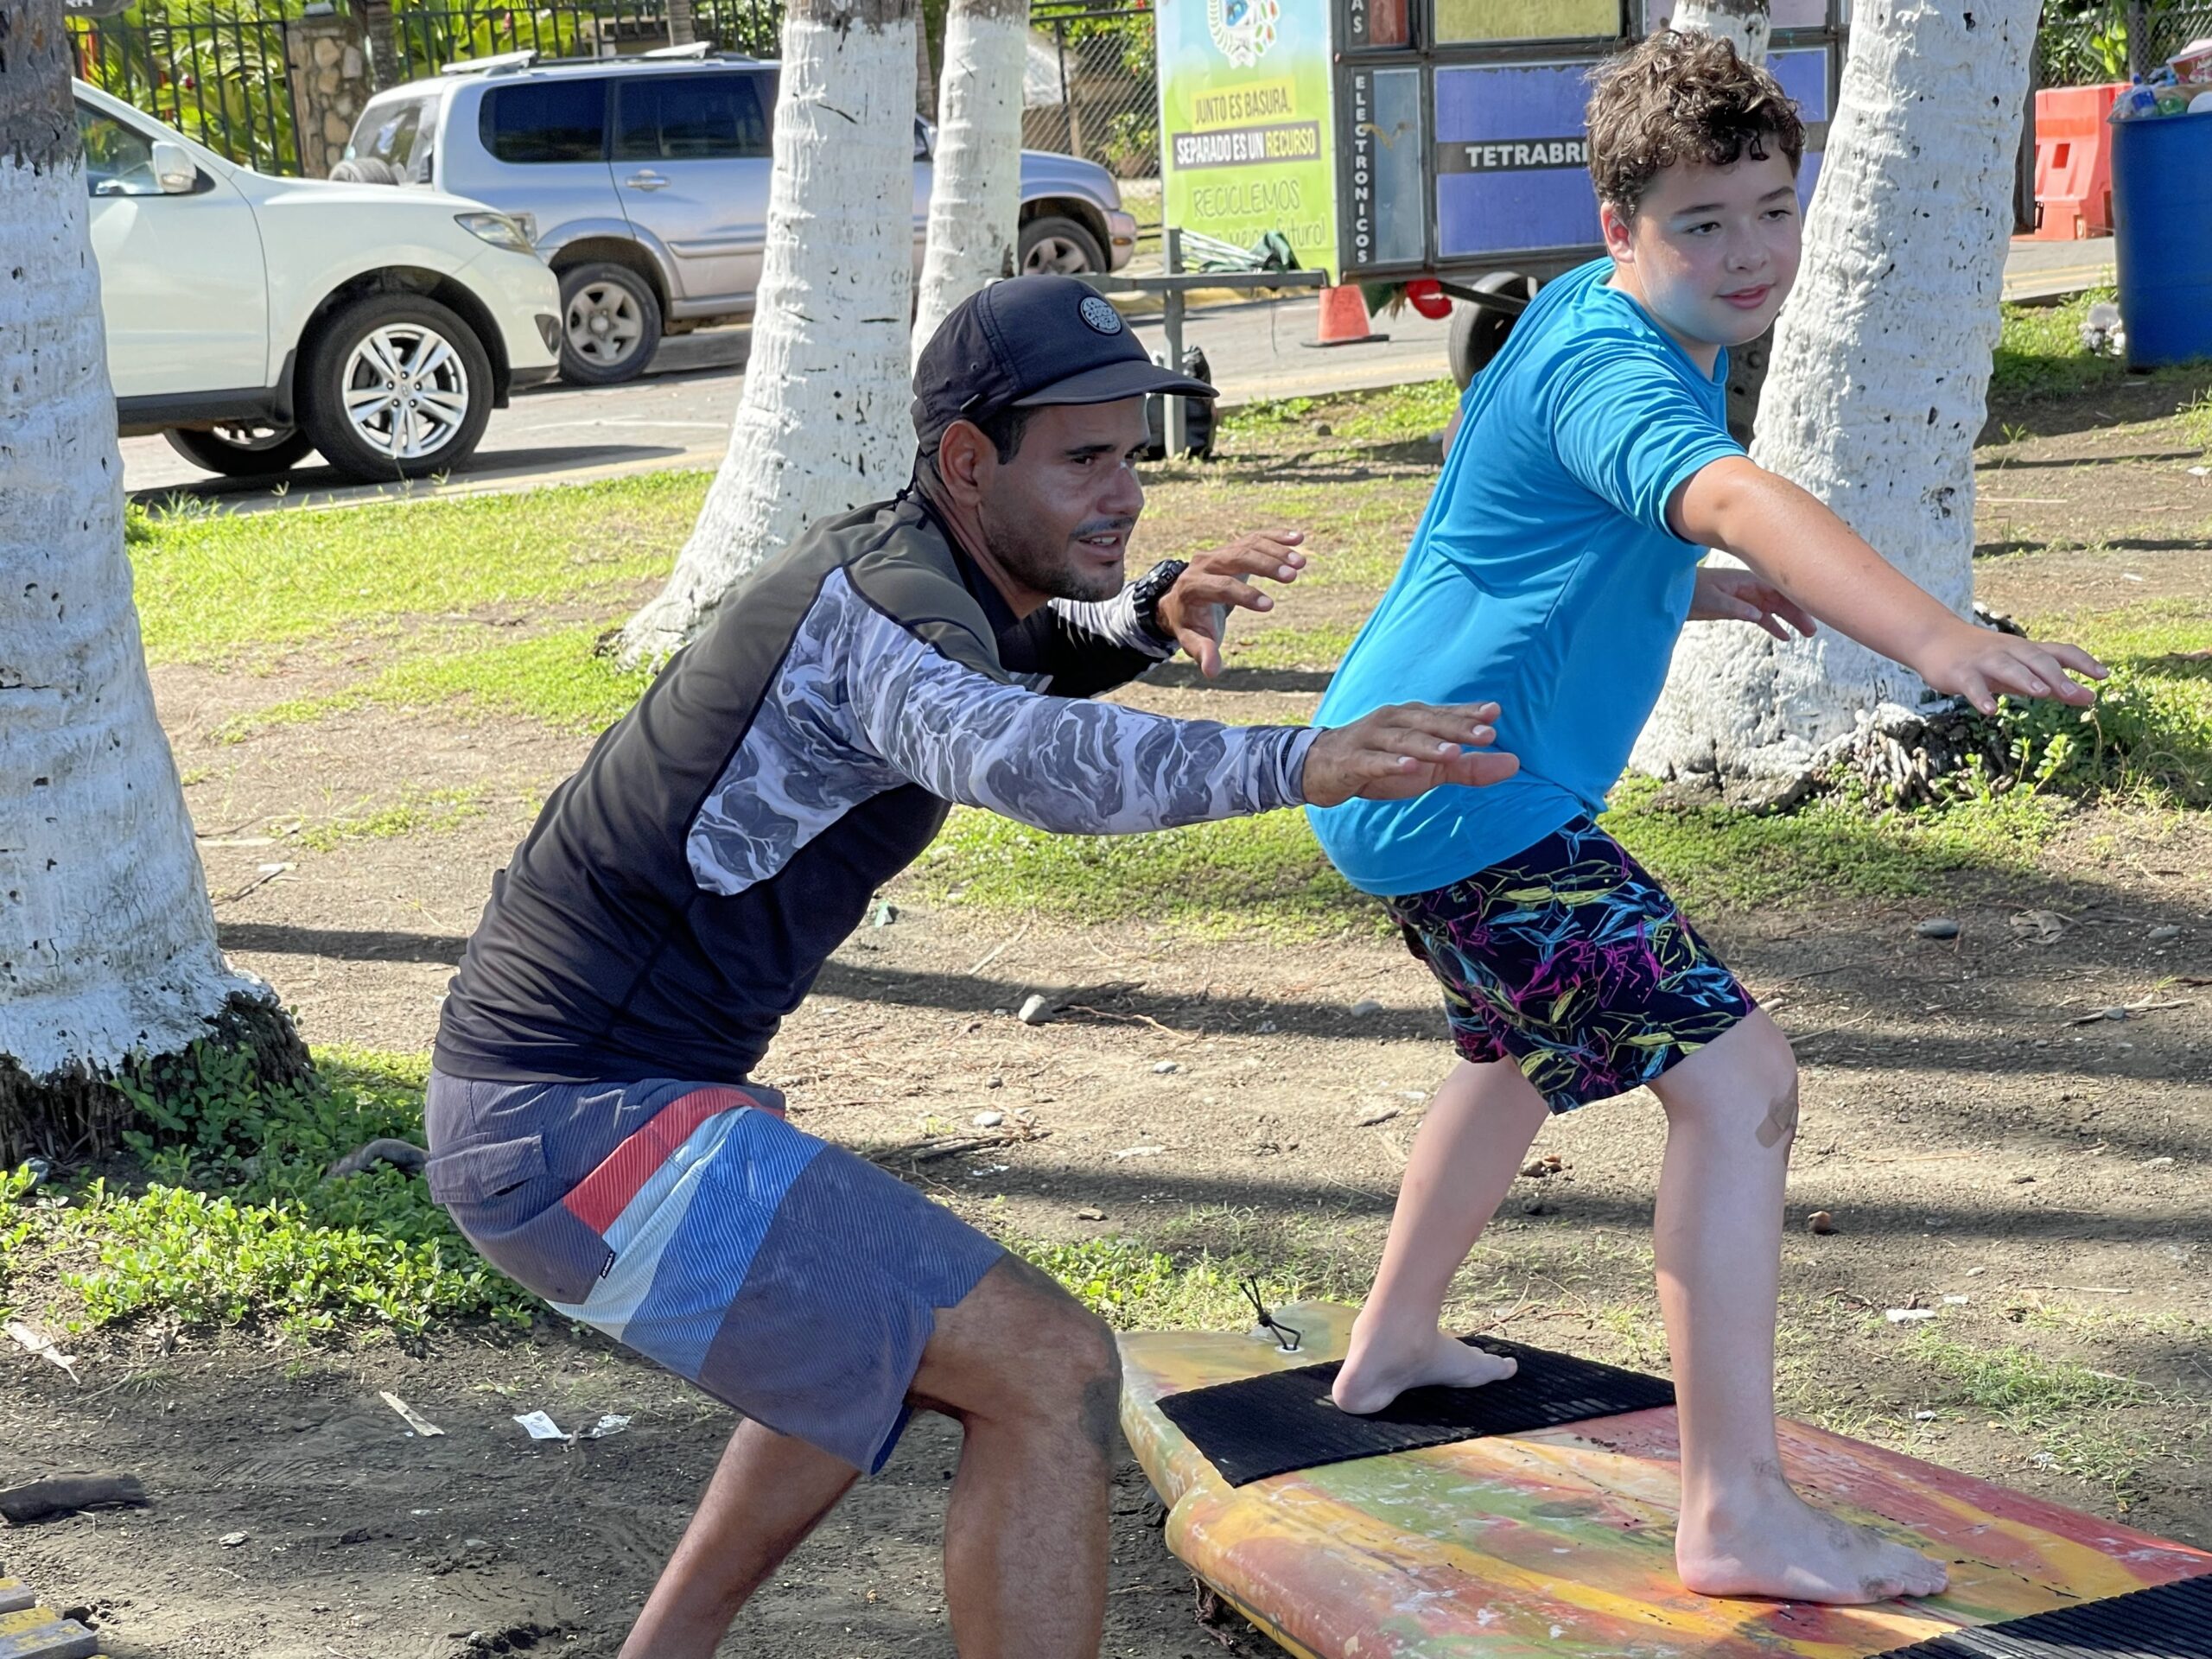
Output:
top-left (1020, 215), bottom-right (1106, 277)
top-left (298, 293), bottom-right (494, 483)
top-left (163, 422), bottom-right (315, 477)
top-left (557, 261), bottom-right (662, 385)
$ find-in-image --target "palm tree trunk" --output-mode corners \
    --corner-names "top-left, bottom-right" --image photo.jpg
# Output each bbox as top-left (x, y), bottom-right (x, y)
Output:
top-left (2, 0), bottom-right (303, 1162)
top-left (618, 0), bottom-right (920, 666)
top-left (911, 0), bottom-right (1027, 367)
top-left (1631, 0), bottom-right (2037, 781)
top-left (1667, 0), bottom-right (1771, 62)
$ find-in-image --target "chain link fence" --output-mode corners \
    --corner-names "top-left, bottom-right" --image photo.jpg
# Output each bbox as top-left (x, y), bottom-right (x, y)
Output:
top-left (2037, 0), bottom-right (2212, 84)
top-left (1025, 2), bottom-right (1159, 181)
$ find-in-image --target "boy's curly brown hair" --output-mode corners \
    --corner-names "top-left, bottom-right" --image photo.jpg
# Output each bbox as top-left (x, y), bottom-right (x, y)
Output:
top-left (1586, 30), bottom-right (1804, 221)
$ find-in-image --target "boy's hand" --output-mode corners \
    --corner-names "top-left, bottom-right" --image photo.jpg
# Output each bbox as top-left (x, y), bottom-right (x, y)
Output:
top-left (1919, 621), bottom-right (2107, 715)
top-left (1157, 529), bottom-right (1308, 677)
top-left (1689, 566), bottom-right (1817, 640)
top-left (1301, 701), bottom-right (1520, 806)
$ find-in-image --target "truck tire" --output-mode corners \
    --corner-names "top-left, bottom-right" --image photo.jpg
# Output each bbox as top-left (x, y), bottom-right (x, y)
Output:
top-left (1020, 214), bottom-right (1107, 276)
top-left (162, 423), bottom-right (315, 477)
top-left (297, 292), bottom-right (495, 483)
top-left (1446, 271), bottom-right (1539, 389)
top-left (556, 260), bottom-right (663, 385)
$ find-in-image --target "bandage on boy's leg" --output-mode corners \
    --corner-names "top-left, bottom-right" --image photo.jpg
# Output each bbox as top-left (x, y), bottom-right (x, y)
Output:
top-left (1332, 1058), bottom-right (1552, 1415)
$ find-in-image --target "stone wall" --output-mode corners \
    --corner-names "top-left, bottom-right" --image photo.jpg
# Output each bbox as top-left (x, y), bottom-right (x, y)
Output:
top-left (284, 10), bottom-right (372, 179)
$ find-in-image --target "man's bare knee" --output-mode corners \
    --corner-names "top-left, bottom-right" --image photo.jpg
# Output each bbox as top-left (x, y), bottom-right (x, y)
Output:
top-left (918, 1252), bottom-right (1118, 1427)
top-left (1656, 1013), bottom-right (1798, 1145)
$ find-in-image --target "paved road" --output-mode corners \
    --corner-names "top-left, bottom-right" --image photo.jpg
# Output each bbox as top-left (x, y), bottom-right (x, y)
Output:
top-left (119, 237), bottom-right (2116, 513)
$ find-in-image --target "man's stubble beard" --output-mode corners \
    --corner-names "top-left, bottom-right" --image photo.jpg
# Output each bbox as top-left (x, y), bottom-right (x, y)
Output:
top-left (977, 501), bottom-right (1129, 604)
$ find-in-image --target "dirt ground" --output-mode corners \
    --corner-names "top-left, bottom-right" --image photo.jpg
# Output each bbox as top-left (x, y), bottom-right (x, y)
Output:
top-left (3, 373), bottom-right (2209, 1657)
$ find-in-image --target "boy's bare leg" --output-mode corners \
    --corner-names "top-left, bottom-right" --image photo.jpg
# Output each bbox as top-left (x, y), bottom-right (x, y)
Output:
top-left (1651, 1010), bottom-right (1948, 1604)
top-left (907, 1252), bottom-right (1122, 1658)
top-left (617, 1418), bottom-right (859, 1659)
top-left (617, 1252), bottom-right (1118, 1659)
top-left (1333, 1057), bottom-right (1553, 1413)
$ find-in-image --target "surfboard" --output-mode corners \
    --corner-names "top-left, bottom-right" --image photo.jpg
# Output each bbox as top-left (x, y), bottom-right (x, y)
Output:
top-left (1117, 1301), bottom-right (2212, 1658)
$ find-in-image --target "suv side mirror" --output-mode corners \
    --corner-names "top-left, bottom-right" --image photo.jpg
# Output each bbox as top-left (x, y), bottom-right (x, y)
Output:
top-left (151, 140), bottom-right (199, 194)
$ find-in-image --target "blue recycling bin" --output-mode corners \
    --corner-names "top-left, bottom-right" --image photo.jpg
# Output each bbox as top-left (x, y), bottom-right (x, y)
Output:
top-left (2110, 105), bottom-right (2212, 368)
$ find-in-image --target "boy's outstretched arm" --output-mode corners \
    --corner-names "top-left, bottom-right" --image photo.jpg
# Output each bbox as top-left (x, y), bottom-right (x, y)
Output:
top-left (1671, 456), bottom-right (2108, 713)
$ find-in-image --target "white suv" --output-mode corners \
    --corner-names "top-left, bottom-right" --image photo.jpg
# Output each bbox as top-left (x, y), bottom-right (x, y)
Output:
top-left (77, 80), bottom-right (560, 483)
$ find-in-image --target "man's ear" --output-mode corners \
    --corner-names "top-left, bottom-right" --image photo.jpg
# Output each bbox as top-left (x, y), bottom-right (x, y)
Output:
top-left (937, 420), bottom-right (992, 506)
top-left (1599, 199), bottom-right (1636, 264)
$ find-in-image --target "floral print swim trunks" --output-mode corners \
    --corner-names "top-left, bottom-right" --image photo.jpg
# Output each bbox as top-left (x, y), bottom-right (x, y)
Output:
top-left (1383, 817), bottom-right (1756, 1113)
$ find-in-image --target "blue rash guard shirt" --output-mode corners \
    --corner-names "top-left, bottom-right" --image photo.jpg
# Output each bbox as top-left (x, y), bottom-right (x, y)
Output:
top-left (1308, 257), bottom-right (1745, 896)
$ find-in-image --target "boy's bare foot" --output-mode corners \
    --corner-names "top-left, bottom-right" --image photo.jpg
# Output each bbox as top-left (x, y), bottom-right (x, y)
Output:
top-left (1332, 1324), bottom-right (1517, 1414)
top-left (1677, 1478), bottom-right (1949, 1604)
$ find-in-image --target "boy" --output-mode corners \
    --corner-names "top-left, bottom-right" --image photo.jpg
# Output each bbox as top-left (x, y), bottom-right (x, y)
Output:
top-left (1307, 32), bottom-right (2105, 1605)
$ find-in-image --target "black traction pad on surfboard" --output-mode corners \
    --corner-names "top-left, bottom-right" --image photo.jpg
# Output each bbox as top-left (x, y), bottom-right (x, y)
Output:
top-left (1868, 1572), bottom-right (2212, 1659)
top-left (1155, 1334), bottom-right (1675, 1486)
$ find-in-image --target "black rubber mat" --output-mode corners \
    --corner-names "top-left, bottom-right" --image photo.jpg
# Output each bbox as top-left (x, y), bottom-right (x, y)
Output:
top-left (1869, 1572), bottom-right (2212, 1658)
top-left (1156, 1335), bottom-right (1675, 1487)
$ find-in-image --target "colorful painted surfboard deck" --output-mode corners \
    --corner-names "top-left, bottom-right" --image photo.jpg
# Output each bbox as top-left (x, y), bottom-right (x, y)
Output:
top-left (1119, 1302), bottom-right (2212, 1659)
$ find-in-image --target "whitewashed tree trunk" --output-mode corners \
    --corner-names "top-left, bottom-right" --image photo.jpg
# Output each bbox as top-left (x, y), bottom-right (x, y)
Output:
top-left (2, 0), bottom-right (276, 1127)
top-left (618, 0), bottom-right (919, 665)
top-left (1631, 0), bottom-right (2037, 780)
top-left (1668, 0), bottom-right (1770, 63)
top-left (910, 0), bottom-right (1027, 368)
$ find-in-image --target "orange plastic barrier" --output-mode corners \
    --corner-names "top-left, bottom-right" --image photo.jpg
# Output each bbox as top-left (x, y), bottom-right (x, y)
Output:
top-left (2031, 82), bottom-right (2123, 240)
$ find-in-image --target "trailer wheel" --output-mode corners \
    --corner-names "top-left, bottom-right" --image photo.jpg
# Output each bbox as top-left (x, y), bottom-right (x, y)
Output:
top-left (1446, 271), bottom-right (1539, 389)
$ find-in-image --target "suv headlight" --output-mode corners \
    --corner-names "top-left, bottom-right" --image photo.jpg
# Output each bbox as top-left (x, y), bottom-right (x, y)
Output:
top-left (456, 211), bottom-right (537, 257)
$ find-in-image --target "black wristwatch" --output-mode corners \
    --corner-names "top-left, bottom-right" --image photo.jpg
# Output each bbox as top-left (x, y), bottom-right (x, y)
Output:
top-left (1128, 558), bottom-right (1189, 646)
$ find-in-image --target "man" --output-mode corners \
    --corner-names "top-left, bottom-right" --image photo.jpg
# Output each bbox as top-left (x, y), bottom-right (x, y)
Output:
top-left (423, 275), bottom-right (1516, 1658)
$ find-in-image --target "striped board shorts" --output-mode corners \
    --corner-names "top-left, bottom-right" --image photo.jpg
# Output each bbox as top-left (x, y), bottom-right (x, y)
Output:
top-left (423, 1071), bottom-right (1006, 1473)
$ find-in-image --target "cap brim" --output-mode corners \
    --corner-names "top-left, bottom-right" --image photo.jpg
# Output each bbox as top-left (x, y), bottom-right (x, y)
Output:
top-left (1011, 358), bottom-right (1217, 408)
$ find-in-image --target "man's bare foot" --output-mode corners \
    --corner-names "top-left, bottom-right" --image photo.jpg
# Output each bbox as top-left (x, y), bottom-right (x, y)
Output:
top-left (1331, 1322), bottom-right (1516, 1414)
top-left (1677, 1479), bottom-right (1949, 1604)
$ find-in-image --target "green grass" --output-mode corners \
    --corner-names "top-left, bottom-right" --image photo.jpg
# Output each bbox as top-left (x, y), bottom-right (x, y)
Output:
top-left (297, 785), bottom-right (486, 852)
top-left (225, 625), bottom-right (658, 741)
top-left (1907, 1328), bottom-right (2162, 1499)
top-left (1224, 621), bottom-right (1358, 670)
top-left (1991, 289), bottom-right (2124, 400)
top-left (0, 1046), bottom-right (532, 1339)
top-left (130, 471), bottom-right (707, 664)
top-left (1223, 378), bottom-right (1461, 447)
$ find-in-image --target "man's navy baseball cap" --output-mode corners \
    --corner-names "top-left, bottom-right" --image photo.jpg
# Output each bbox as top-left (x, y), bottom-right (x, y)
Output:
top-left (912, 275), bottom-right (1214, 455)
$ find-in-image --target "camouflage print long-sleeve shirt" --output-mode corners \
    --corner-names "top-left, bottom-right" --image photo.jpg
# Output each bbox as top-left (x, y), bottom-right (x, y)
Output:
top-left (435, 489), bottom-right (1315, 1086)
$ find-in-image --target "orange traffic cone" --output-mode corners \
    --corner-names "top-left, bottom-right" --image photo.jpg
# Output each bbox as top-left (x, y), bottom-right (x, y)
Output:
top-left (1304, 283), bottom-right (1389, 349)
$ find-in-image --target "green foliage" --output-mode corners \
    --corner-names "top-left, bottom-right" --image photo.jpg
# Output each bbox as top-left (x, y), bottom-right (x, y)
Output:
top-left (2, 1045), bottom-right (532, 1340)
top-left (129, 472), bottom-right (705, 664)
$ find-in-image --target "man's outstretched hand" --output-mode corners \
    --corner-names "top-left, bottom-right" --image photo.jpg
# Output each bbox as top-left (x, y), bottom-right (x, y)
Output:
top-left (1156, 530), bottom-right (1308, 677)
top-left (1301, 702), bottom-right (1520, 807)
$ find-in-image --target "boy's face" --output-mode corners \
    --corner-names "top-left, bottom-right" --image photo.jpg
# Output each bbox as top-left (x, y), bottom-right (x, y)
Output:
top-left (1600, 144), bottom-right (1802, 359)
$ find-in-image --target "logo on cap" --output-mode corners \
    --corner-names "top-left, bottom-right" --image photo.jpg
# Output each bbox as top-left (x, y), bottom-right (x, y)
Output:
top-left (1077, 295), bottom-right (1125, 336)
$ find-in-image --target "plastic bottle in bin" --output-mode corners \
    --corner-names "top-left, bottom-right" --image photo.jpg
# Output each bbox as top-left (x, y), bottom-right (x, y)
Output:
top-left (2113, 81), bottom-right (2162, 120)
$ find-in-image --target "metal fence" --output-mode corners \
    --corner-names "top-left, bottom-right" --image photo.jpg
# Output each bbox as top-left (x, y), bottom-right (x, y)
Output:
top-left (390, 0), bottom-right (782, 82)
top-left (2037, 0), bottom-right (2212, 84)
top-left (1027, 2), bottom-right (1159, 181)
top-left (68, 3), bottom-right (304, 175)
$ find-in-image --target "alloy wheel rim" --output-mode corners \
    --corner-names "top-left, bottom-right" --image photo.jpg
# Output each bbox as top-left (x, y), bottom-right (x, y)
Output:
top-left (1025, 236), bottom-right (1092, 276)
top-left (341, 324), bottom-right (470, 461)
top-left (567, 281), bottom-right (645, 365)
